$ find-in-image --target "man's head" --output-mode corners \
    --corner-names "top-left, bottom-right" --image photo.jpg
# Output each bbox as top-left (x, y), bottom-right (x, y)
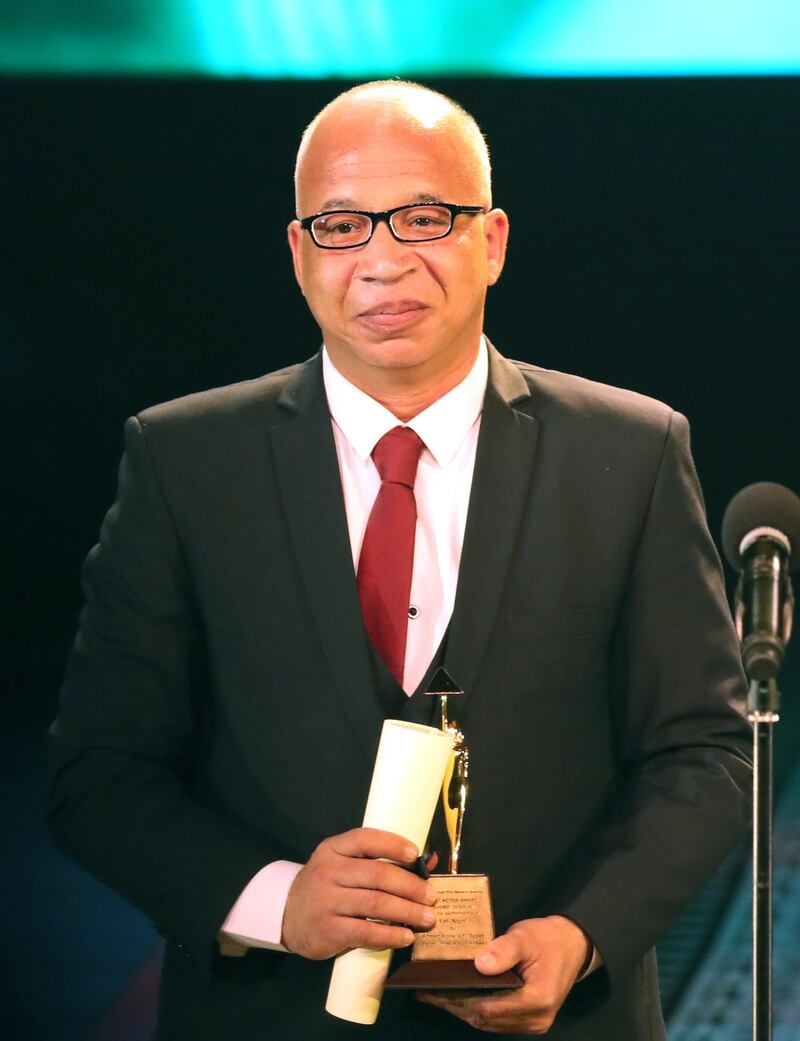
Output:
top-left (287, 81), bottom-right (509, 414)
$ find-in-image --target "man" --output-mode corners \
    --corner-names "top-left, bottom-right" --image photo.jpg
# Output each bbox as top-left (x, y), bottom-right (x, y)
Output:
top-left (49, 81), bottom-right (751, 1039)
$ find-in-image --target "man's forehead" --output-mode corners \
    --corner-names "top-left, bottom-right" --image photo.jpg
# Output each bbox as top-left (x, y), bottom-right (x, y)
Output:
top-left (295, 90), bottom-right (491, 213)
top-left (317, 191), bottom-right (442, 212)
top-left (318, 146), bottom-right (448, 182)
top-left (305, 171), bottom-right (473, 215)
top-left (308, 114), bottom-right (457, 162)
top-left (298, 130), bottom-right (478, 211)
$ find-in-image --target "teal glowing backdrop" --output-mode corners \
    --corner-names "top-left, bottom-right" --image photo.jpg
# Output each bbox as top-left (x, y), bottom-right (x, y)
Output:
top-left (1, 0), bottom-right (799, 75)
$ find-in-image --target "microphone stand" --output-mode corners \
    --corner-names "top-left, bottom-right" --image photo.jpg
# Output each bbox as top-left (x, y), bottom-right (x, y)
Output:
top-left (722, 485), bottom-right (800, 1041)
top-left (747, 676), bottom-right (780, 1041)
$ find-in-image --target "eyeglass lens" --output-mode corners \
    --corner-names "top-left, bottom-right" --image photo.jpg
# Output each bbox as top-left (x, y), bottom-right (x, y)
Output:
top-left (311, 205), bottom-right (453, 248)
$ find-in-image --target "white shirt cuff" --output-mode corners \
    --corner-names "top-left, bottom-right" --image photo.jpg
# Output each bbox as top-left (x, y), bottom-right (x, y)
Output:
top-left (578, 945), bottom-right (604, 981)
top-left (219, 860), bottom-right (303, 951)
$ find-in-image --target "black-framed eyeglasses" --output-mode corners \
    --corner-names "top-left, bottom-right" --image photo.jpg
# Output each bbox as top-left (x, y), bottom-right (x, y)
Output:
top-left (298, 203), bottom-right (485, 250)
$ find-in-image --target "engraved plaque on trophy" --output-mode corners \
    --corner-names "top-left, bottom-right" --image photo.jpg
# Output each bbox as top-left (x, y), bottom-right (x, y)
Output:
top-left (385, 668), bottom-right (522, 990)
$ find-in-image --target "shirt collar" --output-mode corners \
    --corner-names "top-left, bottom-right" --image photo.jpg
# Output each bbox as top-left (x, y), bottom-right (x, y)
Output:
top-left (322, 338), bottom-right (488, 468)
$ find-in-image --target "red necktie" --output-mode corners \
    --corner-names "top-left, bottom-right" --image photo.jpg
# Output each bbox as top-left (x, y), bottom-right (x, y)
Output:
top-left (357, 426), bottom-right (425, 686)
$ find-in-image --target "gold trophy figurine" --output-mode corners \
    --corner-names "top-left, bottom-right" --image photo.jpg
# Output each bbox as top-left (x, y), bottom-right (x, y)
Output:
top-left (385, 668), bottom-right (521, 990)
top-left (440, 693), bottom-right (468, 874)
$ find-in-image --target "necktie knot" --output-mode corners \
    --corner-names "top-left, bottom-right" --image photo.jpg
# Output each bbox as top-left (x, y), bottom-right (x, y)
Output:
top-left (372, 427), bottom-right (424, 489)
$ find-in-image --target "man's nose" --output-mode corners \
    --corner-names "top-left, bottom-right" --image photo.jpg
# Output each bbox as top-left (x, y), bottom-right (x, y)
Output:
top-left (356, 220), bottom-right (417, 283)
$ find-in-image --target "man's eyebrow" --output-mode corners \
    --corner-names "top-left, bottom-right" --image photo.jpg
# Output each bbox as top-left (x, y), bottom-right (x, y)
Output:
top-left (317, 192), bottom-right (444, 212)
top-left (319, 198), bottom-right (357, 211)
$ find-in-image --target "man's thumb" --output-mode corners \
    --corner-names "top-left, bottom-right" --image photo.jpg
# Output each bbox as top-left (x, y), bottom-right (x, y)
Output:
top-left (474, 933), bottom-right (519, 975)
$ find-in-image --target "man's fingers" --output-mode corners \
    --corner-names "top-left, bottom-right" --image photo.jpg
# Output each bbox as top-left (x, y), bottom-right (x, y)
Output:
top-left (417, 991), bottom-right (532, 1035)
top-left (336, 855), bottom-right (437, 906)
top-left (336, 888), bottom-right (436, 932)
top-left (282, 829), bottom-right (438, 959)
top-left (461, 986), bottom-right (533, 1019)
top-left (335, 916), bottom-right (415, 951)
top-left (419, 988), bottom-right (555, 1034)
top-left (420, 919), bottom-right (587, 1032)
top-left (475, 931), bottom-right (523, 975)
top-left (328, 827), bottom-right (419, 863)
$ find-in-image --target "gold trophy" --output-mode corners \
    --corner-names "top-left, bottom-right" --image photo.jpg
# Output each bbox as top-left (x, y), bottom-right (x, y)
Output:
top-left (386, 669), bottom-right (521, 990)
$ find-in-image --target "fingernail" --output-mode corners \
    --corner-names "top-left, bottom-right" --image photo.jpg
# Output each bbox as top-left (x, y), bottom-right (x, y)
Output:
top-left (476, 952), bottom-right (495, 970)
top-left (425, 885), bottom-right (437, 904)
top-left (403, 930), bottom-right (415, 946)
top-left (404, 844), bottom-right (419, 861)
top-left (421, 910), bottom-right (435, 927)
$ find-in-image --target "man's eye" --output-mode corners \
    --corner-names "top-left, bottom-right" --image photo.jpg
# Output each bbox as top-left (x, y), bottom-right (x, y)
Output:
top-left (411, 213), bottom-right (448, 226)
top-left (398, 207), bottom-right (452, 236)
top-left (314, 214), bottom-right (368, 242)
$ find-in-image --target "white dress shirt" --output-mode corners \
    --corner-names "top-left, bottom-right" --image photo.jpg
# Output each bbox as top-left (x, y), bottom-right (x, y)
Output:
top-left (221, 340), bottom-right (487, 949)
top-left (325, 340), bottom-right (488, 695)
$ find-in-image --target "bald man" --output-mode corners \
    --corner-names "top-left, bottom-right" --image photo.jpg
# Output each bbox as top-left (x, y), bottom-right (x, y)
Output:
top-left (50, 82), bottom-right (751, 1040)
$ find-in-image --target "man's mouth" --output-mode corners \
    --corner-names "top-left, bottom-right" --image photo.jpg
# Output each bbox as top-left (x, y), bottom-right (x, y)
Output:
top-left (359, 300), bottom-right (428, 317)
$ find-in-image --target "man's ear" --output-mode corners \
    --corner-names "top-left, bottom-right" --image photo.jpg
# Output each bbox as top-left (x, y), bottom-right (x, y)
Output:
top-left (287, 220), bottom-right (306, 296)
top-left (484, 209), bottom-right (510, 286)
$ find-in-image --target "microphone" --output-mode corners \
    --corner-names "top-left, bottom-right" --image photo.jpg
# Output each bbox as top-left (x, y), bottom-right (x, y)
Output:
top-left (721, 482), bottom-right (800, 682)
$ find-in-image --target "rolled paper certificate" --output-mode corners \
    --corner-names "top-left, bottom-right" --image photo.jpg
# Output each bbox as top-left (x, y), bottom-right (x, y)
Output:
top-left (325, 719), bottom-right (454, 1025)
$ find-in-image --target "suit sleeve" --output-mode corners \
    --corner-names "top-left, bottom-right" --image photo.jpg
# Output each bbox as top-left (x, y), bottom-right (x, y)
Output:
top-left (547, 410), bottom-right (752, 989)
top-left (48, 416), bottom-right (280, 971)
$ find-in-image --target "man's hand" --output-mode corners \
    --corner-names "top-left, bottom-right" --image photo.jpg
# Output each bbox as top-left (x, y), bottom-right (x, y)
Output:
top-left (280, 828), bottom-right (438, 960)
top-left (418, 915), bottom-right (591, 1035)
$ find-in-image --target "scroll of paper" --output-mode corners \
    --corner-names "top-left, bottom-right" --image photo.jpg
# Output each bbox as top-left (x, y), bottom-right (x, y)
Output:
top-left (325, 719), bottom-right (453, 1025)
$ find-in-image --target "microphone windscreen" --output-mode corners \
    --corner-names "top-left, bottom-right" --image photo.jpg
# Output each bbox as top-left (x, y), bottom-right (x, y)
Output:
top-left (722, 482), bottom-right (800, 573)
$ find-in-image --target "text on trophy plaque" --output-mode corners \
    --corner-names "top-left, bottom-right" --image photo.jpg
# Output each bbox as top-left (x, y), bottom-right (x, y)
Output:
top-left (412, 875), bottom-right (494, 961)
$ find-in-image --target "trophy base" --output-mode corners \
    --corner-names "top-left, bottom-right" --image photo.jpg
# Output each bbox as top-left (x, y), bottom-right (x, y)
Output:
top-left (385, 959), bottom-right (522, 990)
top-left (384, 874), bottom-right (523, 991)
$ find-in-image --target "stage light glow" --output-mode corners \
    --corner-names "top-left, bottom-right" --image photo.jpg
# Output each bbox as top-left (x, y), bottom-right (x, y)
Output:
top-left (0, 0), bottom-right (798, 76)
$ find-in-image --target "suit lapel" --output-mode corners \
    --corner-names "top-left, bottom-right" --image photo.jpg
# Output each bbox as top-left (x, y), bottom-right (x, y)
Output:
top-left (267, 355), bottom-right (382, 764)
top-left (444, 345), bottom-right (541, 699)
top-left (265, 346), bottom-right (540, 752)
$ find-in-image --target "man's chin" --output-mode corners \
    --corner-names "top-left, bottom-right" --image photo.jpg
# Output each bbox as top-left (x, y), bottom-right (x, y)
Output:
top-left (358, 346), bottom-right (439, 375)
top-left (336, 332), bottom-right (439, 372)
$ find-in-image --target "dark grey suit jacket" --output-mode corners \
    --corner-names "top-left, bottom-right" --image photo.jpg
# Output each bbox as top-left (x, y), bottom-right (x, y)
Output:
top-left (49, 345), bottom-right (752, 1039)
